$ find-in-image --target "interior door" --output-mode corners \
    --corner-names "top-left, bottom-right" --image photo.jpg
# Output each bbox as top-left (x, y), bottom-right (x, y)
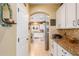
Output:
top-left (17, 4), bottom-right (29, 56)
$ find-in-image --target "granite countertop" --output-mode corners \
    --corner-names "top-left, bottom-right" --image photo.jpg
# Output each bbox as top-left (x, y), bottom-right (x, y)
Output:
top-left (54, 38), bottom-right (79, 56)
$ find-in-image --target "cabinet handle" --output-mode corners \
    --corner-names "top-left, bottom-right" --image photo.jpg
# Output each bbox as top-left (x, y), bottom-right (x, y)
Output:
top-left (73, 20), bottom-right (77, 26)
top-left (64, 52), bottom-right (67, 54)
top-left (77, 19), bottom-right (79, 25)
top-left (73, 20), bottom-right (75, 26)
top-left (18, 38), bottom-right (19, 43)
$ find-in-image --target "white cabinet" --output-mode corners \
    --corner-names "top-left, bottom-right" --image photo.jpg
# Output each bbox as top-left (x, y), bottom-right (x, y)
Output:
top-left (53, 41), bottom-right (58, 56)
top-left (57, 45), bottom-right (63, 56)
top-left (56, 4), bottom-right (66, 29)
top-left (77, 3), bottom-right (79, 21)
top-left (53, 41), bottom-right (72, 56)
top-left (56, 5), bottom-right (61, 28)
top-left (60, 4), bottom-right (66, 28)
top-left (56, 3), bottom-right (79, 29)
top-left (77, 3), bottom-right (79, 27)
top-left (49, 39), bottom-right (54, 56)
top-left (57, 44), bottom-right (72, 56)
top-left (66, 3), bottom-right (77, 28)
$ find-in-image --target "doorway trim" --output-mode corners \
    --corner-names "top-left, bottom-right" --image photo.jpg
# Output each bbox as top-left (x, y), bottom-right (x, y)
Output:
top-left (29, 12), bottom-right (50, 53)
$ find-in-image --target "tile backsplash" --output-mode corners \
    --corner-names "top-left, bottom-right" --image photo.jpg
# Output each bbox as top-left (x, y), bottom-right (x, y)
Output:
top-left (57, 29), bottom-right (79, 40)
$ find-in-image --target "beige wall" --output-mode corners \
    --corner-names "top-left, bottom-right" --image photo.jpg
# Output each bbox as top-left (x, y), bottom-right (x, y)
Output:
top-left (29, 4), bottom-right (60, 39)
top-left (0, 3), bottom-right (16, 56)
top-left (29, 4), bottom-right (59, 19)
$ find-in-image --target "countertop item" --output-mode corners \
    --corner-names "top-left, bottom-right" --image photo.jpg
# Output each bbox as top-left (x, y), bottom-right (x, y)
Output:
top-left (52, 34), bottom-right (63, 39)
top-left (54, 37), bottom-right (79, 56)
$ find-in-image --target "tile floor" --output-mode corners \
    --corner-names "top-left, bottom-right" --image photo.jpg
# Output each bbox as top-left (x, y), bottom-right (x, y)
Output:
top-left (30, 42), bottom-right (49, 56)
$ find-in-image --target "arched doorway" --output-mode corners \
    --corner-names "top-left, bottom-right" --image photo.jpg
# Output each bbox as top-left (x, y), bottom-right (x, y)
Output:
top-left (29, 12), bottom-right (49, 56)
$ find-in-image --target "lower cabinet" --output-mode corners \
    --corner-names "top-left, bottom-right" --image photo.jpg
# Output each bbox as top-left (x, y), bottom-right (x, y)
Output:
top-left (53, 41), bottom-right (58, 56)
top-left (57, 44), bottom-right (72, 56)
top-left (53, 41), bottom-right (72, 56)
top-left (49, 39), bottom-right (54, 56)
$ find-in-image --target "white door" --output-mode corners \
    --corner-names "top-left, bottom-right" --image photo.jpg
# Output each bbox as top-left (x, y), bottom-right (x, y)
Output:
top-left (17, 4), bottom-right (29, 56)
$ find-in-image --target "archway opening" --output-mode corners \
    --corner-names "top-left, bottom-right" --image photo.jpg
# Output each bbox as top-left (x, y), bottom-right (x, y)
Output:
top-left (29, 12), bottom-right (49, 56)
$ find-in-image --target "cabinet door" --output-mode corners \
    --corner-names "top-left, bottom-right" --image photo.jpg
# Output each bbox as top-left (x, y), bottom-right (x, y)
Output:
top-left (77, 3), bottom-right (79, 27)
top-left (53, 41), bottom-right (58, 56)
top-left (58, 46), bottom-right (62, 56)
top-left (61, 47), bottom-right (72, 56)
top-left (60, 4), bottom-right (66, 28)
top-left (56, 4), bottom-right (66, 29)
top-left (56, 6), bottom-right (61, 29)
top-left (63, 49), bottom-right (72, 56)
top-left (66, 3), bottom-right (76, 28)
top-left (58, 45), bottom-right (72, 56)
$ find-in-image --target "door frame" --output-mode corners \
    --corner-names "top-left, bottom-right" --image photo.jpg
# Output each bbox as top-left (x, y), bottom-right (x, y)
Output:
top-left (29, 12), bottom-right (50, 52)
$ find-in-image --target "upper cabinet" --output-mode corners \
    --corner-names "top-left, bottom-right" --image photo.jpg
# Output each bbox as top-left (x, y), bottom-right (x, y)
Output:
top-left (66, 3), bottom-right (76, 28)
top-left (77, 3), bottom-right (79, 27)
top-left (56, 4), bottom-right (66, 29)
top-left (56, 3), bottom-right (79, 29)
top-left (56, 4), bottom-right (61, 29)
